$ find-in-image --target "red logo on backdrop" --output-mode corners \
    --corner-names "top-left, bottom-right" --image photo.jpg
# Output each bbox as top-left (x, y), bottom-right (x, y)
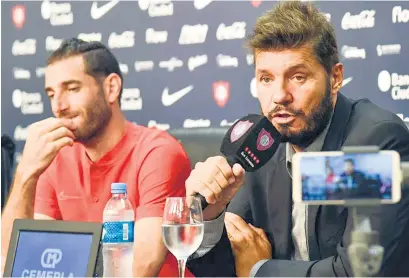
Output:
top-left (250, 0), bottom-right (262, 8)
top-left (230, 120), bottom-right (253, 143)
top-left (213, 81), bottom-right (230, 108)
top-left (12, 5), bottom-right (26, 29)
top-left (256, 128), bottom-right (274, 151)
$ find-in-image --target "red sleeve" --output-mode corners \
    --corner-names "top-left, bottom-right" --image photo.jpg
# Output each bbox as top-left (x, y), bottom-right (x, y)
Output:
top-left (135, 135), bottom-right (191, 221)
top-left (34, 170), bottom-right (62, 219)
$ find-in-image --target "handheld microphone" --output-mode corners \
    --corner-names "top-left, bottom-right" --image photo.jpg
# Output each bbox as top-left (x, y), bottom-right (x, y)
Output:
top-left (195, 114), bottom-right (282, 210)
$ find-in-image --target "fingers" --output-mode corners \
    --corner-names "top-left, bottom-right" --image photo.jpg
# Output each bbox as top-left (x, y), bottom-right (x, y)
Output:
top-left (249, 224), bottom-right (269, 242)
top-left (232, 163), bottom-right (245, 185)
top-left (225, 218), bottom-right (243, 242)
top-left (186, 178), bottom-right (219, 204)
top-left (225, 213), bottom-right (254, 235)
top-left (50, 137), bottom-right (74, 154)
top-left (214, 157), bottom-right (236, 185)
top-left (186, 156), bottom-right (235, 204)
top-left (46, 126), bottom-right (76, 142)
top-left (37, 117), bottom-right (76, 135)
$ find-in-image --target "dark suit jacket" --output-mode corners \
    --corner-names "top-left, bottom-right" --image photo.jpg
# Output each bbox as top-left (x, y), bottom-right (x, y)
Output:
top-left (187, 94), bottom-right (409, 277)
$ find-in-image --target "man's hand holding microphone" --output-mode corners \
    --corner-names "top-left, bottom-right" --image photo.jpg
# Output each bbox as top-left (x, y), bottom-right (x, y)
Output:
top-left (185, 114), bottom-right (281, 276)
top-left (186, 156), bottom-right (245, 220)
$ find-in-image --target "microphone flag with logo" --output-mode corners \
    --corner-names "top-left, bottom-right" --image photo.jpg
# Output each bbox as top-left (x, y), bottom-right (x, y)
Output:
top-left (195, 114), bottom-right (282, 210)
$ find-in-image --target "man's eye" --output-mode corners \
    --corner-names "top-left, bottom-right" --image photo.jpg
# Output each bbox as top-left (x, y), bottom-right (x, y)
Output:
top-left (292, 75), bottom-right (306, 82)
top-left (68, 87), bottom-right (79, 92)
top-left (260, 77), bottom-right (272, 84)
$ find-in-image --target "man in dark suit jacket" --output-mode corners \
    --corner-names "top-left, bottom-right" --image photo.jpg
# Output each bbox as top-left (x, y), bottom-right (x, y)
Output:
top-left (184, 1), bottom-right (409, 277)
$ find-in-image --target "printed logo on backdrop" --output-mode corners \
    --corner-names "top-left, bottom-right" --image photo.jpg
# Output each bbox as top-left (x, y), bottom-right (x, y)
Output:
top-left (12, 5), bottom-right (26, 29)
top-left (147, 120), bottom-right (170, 130)
top-left (376, 44), bottom-right (401, 56)
top-left (392, 6), bottom-right (409, 23)
top-left (121, 88), bottom-right (142, 111)
top-left (78, 32), bottom-right (102, 42)
top-left (179, 24), bottom-right (208, 45)
top-left (188, 55), bottom-right (208, 71)
top-left (12, 39), bottom-right (36, 56)
top-left (183, 119), bottom-right (211, 128)
top-left (217, 54), bottom-right (239, 68)
top-left (13, 68), bottom-right (31, 80)
top-left (216, 22), bottom-right (246, 40)
top-left (36, 67), bottom-right (46, 78)
top-left (41, 0), bottom-right (73, 26)
top-left (230, 120), bottom-right (253, 143)
top-left (134, 61), bottom-right (154, 72)
top-left (341, 10), bottom-right (375, 30)
top-left (138, 0), bottom-right (173, 17)
top-left (119, 63), bottom-right (129, 75)
top-left (194, 0), bottom-right (213, 10)
top-left (322, 12), bottom-right (331, 21)
top-left (213, 81), bottom-right (230, 108)
top-left (341, 45), bottom-right (366, 60)
top-left (159, 57), bottom-right (183, 72)
top-left (108, 31), bottom-right (135, 49)
top-left (14, 125), bottom-right (29, 141)
top-left (246, 54), bottom-right (254, 66)
top-left (146, 28), bottom-right (168, 44)
top-left (397, 114), bottom-right (409, 123)
top-left (45, 36), bottom-right (63, 52)
top-left (162, 85), bottom-right (193, 107)
top-left (220, 119), bottom-right (237, 127)
top-left (250, 77), bottom-right (257, 98)
top-left (342, 77), bottom-right (353, 88)
top-left (378, 70), bottom-right (409, 100)
top-left (12, 89), bottom-right (44, 115)
top-left (90, 0), bottom-right (119, 20)
top-left (250, 0), bottom-right (262, 8)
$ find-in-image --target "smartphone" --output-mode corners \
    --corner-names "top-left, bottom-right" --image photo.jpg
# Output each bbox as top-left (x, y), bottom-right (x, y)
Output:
top-left (292, 150), bottom-right (401, 205)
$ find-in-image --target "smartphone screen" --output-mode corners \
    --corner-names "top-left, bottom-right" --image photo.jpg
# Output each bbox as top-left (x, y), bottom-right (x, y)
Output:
top-left (297, 152), bottom-right (398, 202)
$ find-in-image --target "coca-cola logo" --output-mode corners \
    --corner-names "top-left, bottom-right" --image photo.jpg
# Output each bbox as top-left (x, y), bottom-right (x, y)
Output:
top-left (256, 128), bottom-right (274, 151)
top-left (230, 120), bottom-right (253, 143)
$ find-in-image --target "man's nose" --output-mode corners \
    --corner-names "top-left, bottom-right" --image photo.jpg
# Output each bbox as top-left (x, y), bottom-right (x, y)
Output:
top-left (52, 94), bottom-right (69, 116)
top-left (271, 80), bottom-right (292, 105)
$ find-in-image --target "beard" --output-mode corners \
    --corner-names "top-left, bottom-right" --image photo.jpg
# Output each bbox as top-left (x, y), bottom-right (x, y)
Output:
top-left (62, 89), bottom-right (112, 144)
top-left (266, 78), bottom-right (334, 149)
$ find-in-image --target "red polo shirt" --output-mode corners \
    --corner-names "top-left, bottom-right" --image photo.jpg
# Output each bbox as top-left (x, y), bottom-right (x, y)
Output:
top-left (34, 121), bottom-right (194, 277)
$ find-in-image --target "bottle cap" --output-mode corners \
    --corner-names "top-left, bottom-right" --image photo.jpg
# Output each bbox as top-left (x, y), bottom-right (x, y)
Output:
top-left (111, 183), bottom-right (127, 194)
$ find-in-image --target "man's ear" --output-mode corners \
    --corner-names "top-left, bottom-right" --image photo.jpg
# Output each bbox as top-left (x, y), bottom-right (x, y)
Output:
top-left (104, 73), bottom-right (122, 104)
top-left (331, 63), bottom-right (344, 95)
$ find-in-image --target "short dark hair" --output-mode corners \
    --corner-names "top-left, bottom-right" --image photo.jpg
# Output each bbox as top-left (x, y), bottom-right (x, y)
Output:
top-left (246, 1), bottom-right (339, 74)
top-left (345, 159), bottom-right (355, 165)
top-left (47, 38), bottom-right (123, 106)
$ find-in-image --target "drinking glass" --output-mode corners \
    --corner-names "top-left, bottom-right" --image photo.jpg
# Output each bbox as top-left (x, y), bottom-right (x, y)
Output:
top-left (162, 197), bottom-right (204, 278)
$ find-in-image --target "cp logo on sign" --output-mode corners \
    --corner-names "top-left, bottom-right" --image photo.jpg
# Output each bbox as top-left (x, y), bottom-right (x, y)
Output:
top-left (41, 248), bottom-right (62, 269)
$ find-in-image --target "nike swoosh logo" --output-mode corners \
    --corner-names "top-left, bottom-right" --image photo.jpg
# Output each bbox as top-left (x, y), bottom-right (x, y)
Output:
top-left (90, 0), bottom-right (119, 20)
top-left (58, 191), bottom-right (82, 201)
top-left (342, 77), bottom-right (353, 87)
top-left (162, 85), bottom-right (194, 106)
top-left (194, 0), bottom-right (213, 10)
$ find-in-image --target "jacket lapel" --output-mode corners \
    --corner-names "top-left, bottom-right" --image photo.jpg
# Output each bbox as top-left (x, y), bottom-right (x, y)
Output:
top-left (307, 94), bottom-right (353, 260)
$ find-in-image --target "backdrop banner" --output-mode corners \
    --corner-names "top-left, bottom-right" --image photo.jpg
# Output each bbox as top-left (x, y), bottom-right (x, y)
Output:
top-left (2, 0), bottom-right (408, 162)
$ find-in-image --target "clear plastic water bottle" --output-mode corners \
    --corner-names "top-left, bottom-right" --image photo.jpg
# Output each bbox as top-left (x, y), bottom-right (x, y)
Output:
top-left (102, 183), bottom-right (134, 277)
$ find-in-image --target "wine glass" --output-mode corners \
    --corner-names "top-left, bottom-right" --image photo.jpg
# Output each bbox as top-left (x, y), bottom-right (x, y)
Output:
top-left (162, 197), bottom-right (204, 278)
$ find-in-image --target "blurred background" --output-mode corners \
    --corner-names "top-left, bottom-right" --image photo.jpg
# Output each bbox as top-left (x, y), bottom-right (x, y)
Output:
top-left (2, 0), bottom-right (409, 166)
